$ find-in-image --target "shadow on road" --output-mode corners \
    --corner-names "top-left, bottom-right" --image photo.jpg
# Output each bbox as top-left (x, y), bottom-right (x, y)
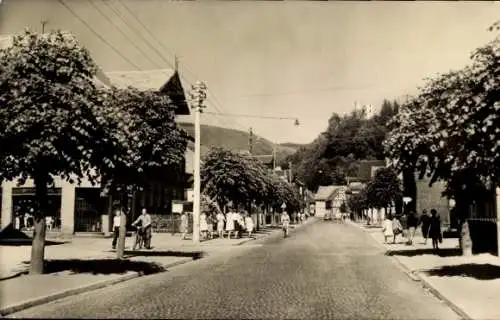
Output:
top-left (21, 259), bottom-right (166, 275)
top-left (0, 239), bottom-right (66, 246)
top-left (385, 248), bottom-right (462, 257)
top-left (123, 250), bottom-right (204, 260)
top-left (0, 224), bottom-right (67, 246)
top-left (424, 263), bottom-right (500, 280)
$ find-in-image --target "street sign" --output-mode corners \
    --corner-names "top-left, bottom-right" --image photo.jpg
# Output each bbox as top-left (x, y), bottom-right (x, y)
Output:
top-left (172, 203), bottom-right (183, 214)
top-left (403, 197), bottom-right (412, 204)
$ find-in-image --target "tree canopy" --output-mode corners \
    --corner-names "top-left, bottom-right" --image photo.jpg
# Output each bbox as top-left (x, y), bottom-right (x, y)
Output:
top-left (282, 100), bottom-right (399, 192)
top-left (383, 23), bottom-right (499, 192)
top-left (0, 30), bottom-right (103, 187)
top-left (96, 87), bottom-right (188, 196)
top-left (201, 147), bottom-right (302, 212)
top-left (364, 168), bottom-right (402, 210)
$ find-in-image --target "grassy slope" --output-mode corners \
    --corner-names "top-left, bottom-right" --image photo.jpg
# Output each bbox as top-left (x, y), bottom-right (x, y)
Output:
top-left (177, 122), bottom-right (301, 160)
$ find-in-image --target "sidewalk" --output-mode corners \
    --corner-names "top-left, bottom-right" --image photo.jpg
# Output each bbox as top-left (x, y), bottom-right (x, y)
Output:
top-left (349, 220), bottom-right (500, 320)
top-left (0, 222), bottom-right (299, 316)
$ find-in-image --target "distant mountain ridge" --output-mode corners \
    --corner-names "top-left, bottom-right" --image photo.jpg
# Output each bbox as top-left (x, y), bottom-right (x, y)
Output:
top-left (177, 122), bottom-right (301, 162)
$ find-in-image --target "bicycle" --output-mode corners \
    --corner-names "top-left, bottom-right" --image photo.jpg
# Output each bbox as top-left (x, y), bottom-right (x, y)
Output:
top-left (132, 226), bottom-right (144, 250)
top-left (282, 223), bottom-right (289, 238)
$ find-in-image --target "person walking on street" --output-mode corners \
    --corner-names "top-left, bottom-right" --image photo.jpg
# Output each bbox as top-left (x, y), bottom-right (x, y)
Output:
top-left (111, 208), bottom-right (122, 250)
top-left (233, 209), bottom-right (244, 239)
top-left (225, 210), bottom-right (235, 239)
top-left (216, 211), bottom-right (225, 238)
top-left (382, 214), bottom-right (394, 244)
top-left (132, 208), bottom-right (152, 249)
top-left (392, 215), bottom-right (403, 244)
top-left (399, 213), bottom-right (408, 241)
top-left (200, 211), bottom-right (208, 240)
top-left (245, 213), bottom-right (254, 238)
top-left (406, 211), bottom-right (418, 245)
top-left (281, 211), bottom-right (291, 238)
top-left (179, 211), bottom-right (188, 240)
top-left (429, 209), bottom-right (442, 252)
top-left (207, 213), bottom-right (215, 239)
top-left (420, 209), bottom-right (431, 244)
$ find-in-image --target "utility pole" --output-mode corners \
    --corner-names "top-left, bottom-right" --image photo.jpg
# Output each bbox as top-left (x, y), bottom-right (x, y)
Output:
top-left (249, 127), bottom-right (254, 155)
top-left (174, 55), bottom-right (179, 72)
top-left (41, 20), bottom-right (48, 33)
top-left (272, 145), bottom-right (276, 170)
top-left (189, 81), bottom-right (207, 244)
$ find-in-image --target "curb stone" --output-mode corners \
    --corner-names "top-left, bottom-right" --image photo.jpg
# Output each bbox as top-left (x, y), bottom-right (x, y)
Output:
top-left (347, 220), bottom-right (472, 320)
top-left (0, 257), bottom-right (193, 316)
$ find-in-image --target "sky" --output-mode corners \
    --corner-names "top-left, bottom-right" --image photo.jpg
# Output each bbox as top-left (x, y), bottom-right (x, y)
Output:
top-left (1, 0), bottom-right (499, 144)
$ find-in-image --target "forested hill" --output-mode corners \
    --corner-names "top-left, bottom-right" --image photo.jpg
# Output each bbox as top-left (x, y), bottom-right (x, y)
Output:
top-left (280, 100), bottom-right (400, 192)
top-left (177, 122), bottom-right (299, 162)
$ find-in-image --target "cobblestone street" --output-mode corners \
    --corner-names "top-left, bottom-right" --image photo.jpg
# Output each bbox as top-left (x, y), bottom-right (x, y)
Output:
top-left (10, 220), bottom-right (459, 319)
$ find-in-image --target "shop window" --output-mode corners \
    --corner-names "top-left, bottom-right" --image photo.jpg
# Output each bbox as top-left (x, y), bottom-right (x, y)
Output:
top-left (74, 188), bottom-right (105, 232)
top-left (12, 188), bottom-right (62, 231)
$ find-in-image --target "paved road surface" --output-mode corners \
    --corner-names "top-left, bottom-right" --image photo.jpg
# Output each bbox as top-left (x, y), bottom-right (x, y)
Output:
top-left (10, 220), bottom-right (460, 319)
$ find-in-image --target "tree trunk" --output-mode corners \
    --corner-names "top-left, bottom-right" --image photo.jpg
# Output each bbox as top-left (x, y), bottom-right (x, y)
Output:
top-left (460, 220), bottom-right (473, 256)
top-left (30, 172), bottom-right (50, 275)
top-left (402, 168), bottom-right (417, 213)
top-left (456, 196), bottom-right (473, 256)
top-left (116, 193), bottom-right (129, 259)
top-left (117, 212), bottom-right (127, 259)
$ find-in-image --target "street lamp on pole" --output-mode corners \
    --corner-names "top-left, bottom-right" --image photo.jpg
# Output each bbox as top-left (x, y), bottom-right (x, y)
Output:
top-left (189, 81), bottom-right (207, 244)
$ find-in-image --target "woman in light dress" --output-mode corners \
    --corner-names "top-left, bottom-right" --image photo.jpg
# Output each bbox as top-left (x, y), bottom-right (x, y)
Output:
top-left (216, 211), bottom-right (226, 238)
top-left (225, 211), bottom-right (235, 239)
top-left (381, 215), bottom-right (394, 244)
top-left (245, 214), bottom-right (254, 238)
top-left (200, 212), bottom-right (208, 240)
top-left (179, 211), bottom-right (188, 240)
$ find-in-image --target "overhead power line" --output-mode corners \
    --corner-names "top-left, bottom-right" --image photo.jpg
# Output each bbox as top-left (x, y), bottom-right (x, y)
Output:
top-left (57, 0), bottom-right (140, 70)
top-left (231, 85), bottom-right (381, 99)
top-left (116, 0), bottom-right (247, 131)
top-left (101, 0), bottom-right (176, 70)
top-left (88, 0), bottom-right (160, 69)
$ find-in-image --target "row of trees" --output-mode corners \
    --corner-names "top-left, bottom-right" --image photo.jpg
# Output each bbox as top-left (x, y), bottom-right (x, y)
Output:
top-left (346, 168), bottom-right (402, 221)
top-left (0, 30), bottom-right (189, 273)
top-left (383, 22), bottom-right (499, 254)
top-left (201, 148), bottom-right (303, 221)
top-left (282, 100), bottom-right (400, 192)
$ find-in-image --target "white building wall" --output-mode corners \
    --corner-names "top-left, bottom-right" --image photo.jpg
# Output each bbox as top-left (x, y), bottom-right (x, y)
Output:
top-left (315, 201), bottom-right (327, 217)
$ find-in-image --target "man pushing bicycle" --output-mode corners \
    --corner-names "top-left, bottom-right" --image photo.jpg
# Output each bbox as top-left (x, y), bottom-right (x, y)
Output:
top-left (132, 208), bottom-right (152, 250)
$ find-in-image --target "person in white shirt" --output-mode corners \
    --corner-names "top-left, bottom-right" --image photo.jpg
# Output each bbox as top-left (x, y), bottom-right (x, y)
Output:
top-left (111, 209), bottom-right (122, 250)
top-left (245, 214), bottom-right (254, 238)
top-left (216, 211), bottom-right (226, 238)
top-left (281, 211), bottom-right (291, 238)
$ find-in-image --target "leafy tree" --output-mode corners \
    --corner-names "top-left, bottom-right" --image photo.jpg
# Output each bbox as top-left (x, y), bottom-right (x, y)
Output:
top-left (282, 99), bottom-right (400, 193)
top-left (364, 168), bottom-right (402, 213)
top-left (201, 148), bottom-right (268, 210)
top-left (96, 87), bottom-right (188, 195)
top-left (384, 21), bottom-right (499, 254)
top-left (347, 192), bottom-right (366, 220)
top-left (0, 30), bottom-right (104, 274)
top-left (95, 87), bottom-right (188, 258)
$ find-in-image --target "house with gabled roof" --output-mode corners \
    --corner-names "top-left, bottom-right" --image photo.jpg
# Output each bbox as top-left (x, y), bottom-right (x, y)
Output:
top-left (314, 185), bottom-right (347, 218)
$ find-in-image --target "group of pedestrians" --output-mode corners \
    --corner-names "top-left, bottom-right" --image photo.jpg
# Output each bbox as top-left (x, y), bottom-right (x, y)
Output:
top-left (178, 206), bottom-right (257, 241)
top-left (382, 208), bottom-right (443, 251)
